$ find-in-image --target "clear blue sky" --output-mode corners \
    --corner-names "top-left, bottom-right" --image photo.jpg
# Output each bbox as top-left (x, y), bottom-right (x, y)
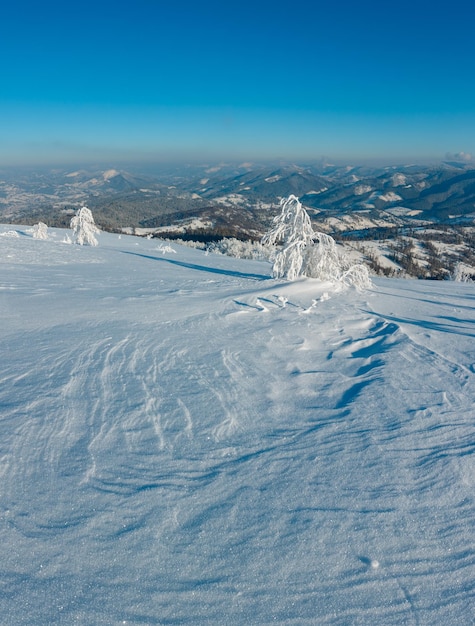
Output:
top-left (1, 0), bottom-right (474, 166)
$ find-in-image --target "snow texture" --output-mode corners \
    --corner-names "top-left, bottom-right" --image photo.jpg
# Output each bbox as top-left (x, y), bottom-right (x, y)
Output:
top-left (1, 224), bottom-right (475, 624)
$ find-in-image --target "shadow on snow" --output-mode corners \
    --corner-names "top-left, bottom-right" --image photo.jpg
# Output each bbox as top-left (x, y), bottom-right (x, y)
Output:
top-left (121, 250), bottom-right (270, 281)
top-left (365, 310), bottom-right (475, 338)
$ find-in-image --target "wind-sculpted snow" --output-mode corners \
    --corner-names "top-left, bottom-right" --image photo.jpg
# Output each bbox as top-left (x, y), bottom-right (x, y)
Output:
top-left (1, 225), bottom-right (475, 624)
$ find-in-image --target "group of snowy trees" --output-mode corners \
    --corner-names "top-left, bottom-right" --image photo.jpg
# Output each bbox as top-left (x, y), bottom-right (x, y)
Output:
top-left (30, 207), bottom-right (100, 246)
top-left (27, 197), bottom-right (373, 288)
top-left (206, 195), bottom-right (371, 288)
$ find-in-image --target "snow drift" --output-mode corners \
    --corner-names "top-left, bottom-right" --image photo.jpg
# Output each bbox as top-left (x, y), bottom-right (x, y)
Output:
top-left (1, 224), bottom-right (474, 624)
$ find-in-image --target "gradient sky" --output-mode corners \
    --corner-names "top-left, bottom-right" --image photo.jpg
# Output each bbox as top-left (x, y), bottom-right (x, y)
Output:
top-left (1, 0), bottom-right (474, 166)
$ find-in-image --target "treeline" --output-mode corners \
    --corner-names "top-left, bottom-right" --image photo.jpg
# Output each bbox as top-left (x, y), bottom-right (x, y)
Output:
top-left (152, 225), bottom-right (261, 244)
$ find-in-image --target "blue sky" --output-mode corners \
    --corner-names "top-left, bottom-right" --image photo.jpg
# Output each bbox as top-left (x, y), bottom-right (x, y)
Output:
top-left (1, 0), bottom-right (474, 166)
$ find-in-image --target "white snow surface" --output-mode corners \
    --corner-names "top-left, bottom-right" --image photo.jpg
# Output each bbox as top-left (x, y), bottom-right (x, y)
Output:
top-left (377, 192), bottom-right (403, 203)
top-left (103, 169), bottom-right (120, 180)
top-left (1, 225), bottom-right (475, 625)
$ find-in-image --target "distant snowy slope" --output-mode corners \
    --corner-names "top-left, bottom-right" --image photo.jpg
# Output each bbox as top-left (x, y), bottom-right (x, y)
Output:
top-left (1, 225), bottom-right (474, 624)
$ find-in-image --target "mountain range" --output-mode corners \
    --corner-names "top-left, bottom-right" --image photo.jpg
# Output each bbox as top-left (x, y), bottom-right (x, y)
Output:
top-left (2, 160), bottom-right (475, 231)
top-left (1, 160), bottom-right (474, 279)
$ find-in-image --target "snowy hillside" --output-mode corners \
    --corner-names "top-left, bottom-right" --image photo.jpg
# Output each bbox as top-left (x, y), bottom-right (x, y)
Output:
top-left (1, 225), bottom-right (475, 624)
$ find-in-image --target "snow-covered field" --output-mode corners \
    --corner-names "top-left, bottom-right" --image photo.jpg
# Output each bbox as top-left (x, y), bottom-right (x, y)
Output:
top-left (1, 225), bottom-right (474, 625)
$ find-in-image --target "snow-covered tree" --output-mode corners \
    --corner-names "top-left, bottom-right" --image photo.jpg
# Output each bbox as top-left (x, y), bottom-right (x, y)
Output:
top-left (262, 195), bottom-right (372, 289)
top-left (70, 207), bottom-right (100, 246)
top-left (32, 222), bottom-right (48, 240)
top-left (452, 262), bottom-right (474, 282)
top-left (262, 195), bottom-right (315, 280)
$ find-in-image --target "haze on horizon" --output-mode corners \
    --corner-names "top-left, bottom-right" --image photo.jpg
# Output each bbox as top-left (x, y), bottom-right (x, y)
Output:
top-left (1, 0), bottom-right (474, 167)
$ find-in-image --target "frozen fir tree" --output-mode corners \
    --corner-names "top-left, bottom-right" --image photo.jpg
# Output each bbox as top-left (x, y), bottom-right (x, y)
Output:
top-left (70, 207), bottom-right (100, 246)
top-left (32, 222), bottom-right (48, 240)
top-left (262, 195), bottom-right (315, 280)
top-left (262, 195), bottom-right (371, 289)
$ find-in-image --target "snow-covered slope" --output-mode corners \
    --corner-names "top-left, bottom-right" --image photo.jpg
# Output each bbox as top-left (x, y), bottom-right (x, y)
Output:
top-left (1, 226), bottom-right (474, 624)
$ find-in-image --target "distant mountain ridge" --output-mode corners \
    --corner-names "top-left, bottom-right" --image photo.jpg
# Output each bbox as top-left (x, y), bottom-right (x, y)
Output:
top-left (1, 159), bottom-right (474, 280)
top-left (1, 160), bottom-right (475, 234)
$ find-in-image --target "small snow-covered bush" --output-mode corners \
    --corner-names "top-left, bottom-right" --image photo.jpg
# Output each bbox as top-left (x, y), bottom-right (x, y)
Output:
top-left (262, 195), bottom-right (372, 289)
top-left (162, 238), bottom-right (207, 250)
top-left (32, 222), bottom-right (48, 240)
top-left (208, 238), bottom-right (271, 261)
top-left (340, 263), bottom-right (373, 290)
top-left (452, 262), bottom-right (474, 282)
top-left (156, 243), bottom-right (176, 254)
top-left (70, 207), bottom-right (100, 246)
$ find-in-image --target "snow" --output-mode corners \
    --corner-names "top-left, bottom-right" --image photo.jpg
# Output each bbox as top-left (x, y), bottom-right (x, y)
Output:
top-left (103, 169), bottom-right (120, 180)
top-left (386, 206), bottom-right (423, 217)
top-left (377, 192), bottom-right (403, 203)
top-left (321, 214), bottom-right (395, 232)
top-left (306, 188), bottom-right (328, 195)
top-left (354, 184), bottom-right (372, 195)
top-left (213, 193), bottom-right (246, 206)
top-left (392, 173), bottom-right (407, 186)
top-left (1, 224), bottom-right (475, 624)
